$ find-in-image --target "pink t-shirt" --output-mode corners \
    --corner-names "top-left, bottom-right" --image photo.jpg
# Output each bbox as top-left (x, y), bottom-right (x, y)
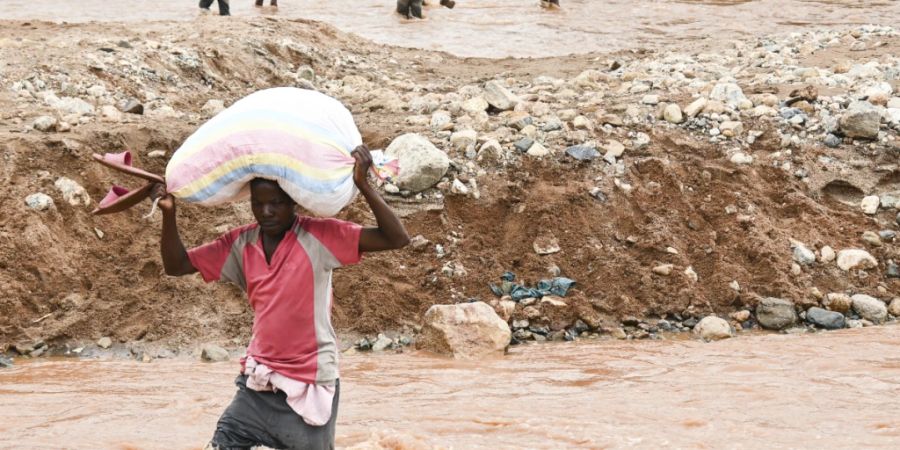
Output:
top-left (187, 215), bottom-right (361, 385)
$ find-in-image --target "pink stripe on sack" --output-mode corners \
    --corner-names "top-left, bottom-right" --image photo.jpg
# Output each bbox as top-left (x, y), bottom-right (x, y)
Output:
top-left (167, 129), bottom-right (355, 188)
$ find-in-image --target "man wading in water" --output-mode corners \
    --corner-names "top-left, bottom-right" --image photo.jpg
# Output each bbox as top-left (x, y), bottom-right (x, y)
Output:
top-left (150, 145), bottom-right (409, 449)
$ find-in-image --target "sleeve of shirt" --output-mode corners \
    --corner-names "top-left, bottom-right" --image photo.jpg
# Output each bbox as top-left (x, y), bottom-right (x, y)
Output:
top-left (186, 230), bottom-right (237, 283)
top-left (304, 218), bottom-right (362, 269)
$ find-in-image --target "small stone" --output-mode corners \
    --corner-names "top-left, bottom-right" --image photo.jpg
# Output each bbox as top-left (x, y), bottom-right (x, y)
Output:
top-left (54, 177), bottom-right (91, 206)
top-left (720, 121), bottom-right (744, 137)
top-left (201, 99), bottom-right (225, 116)
top-left (565, 145), bottom-right (600, 161)
top-left (484, 80), bottom-right (519, 111)
top-left (450, 129), bottom-right (477, 151)
top-left (861, 231), bottom-right (882, 247)
top-left (663, 104), bottom-right (683, 124)
top-left (729, 280), bottom-right (741, 292)
top-left (533, 235), bottom-right (561, 255)
top-left (97, 337), bottom-right (113, 349)
top-left (836, 249), bottom-right (877, 271)
top-left (684, 266), bottom-right (698, 282)
top-left (633, 132), bottom-right (650, 149)
top-left (888, 298), bottom-right (900, 317)
top-left (371, 333), bottom-right (393, 352)
top-left (641, 95), bottom-right (659, 105)
top-left (824, 134), bottom-right (842, 148)
top-left (861, 196), bottom-right (880, 215)
top-left (450, 179), bottom-right (469, 195)
top-left (25, 193), bottom-right (54, 211)
top-left (507, 111), bottom-right (533, 130)
top-left (820, 246), bottom-right (836, 263)
top-left (147, 150), bottom-right (167, 158)
top-left (684, 97), bottom-right (707, 118)
top-left (201, 344), bottom-right (229, 362)
top-left (694, 316), bottom-right (733, 341)
top-left (120, 99), bottom-right (144, 115)
top-left (296, 65), bottom-right (315, 81)
top-left (526, 142), bottom-right (550, 157)
top-left (0, 355), bottom-right (13, 369)
top-left (430, 111), bottom-right (453, 131)
top-left (824, 293), bottom-right (852, 313)
top-left (851, 294), bottom-right (887, 323)
top-left (730, 152), bottom-right (753, 165)
top-left (100, 105), bottom-right (123, 121)
top-left (462, 97), bottom-right (489, 115)
top-left (805, 307), bottom-right (846, 330)
top-left (602, 140), bottom-right (626, 163)
top-left (609, 328), bottom-right (627, 339)
top-left (880, 230), bottom-right (896, 241)
top-left (652, 264), bottom-right (674, 276)
top-left (887, 261), bottom-right (900, 278)
top-left (792, 242), bottom-right (816, 265)
top-left (32, 115), bottom-right (57, 132)
top-left (514, 137), bottom-right (534, 153)
top-left (756, 297), bottom-right (798, 330)
top-left (839, 101), bottom-right (881, 139)
top-left (572, 115), bottom-right (592, 130)
top-left (730, 310), bottom-right (751, 322)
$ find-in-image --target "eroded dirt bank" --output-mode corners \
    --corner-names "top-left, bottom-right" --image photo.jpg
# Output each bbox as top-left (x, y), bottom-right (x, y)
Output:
top-left (1, 17), bottom-right (899, 357)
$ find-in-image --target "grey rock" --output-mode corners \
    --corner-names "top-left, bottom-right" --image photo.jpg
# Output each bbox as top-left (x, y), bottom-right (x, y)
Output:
top-left (384, 133), bottom-right (450, 192)
top-left (514, 137), bottom-right (534, 153)
top-left (371, 333), bottom-right (393, 352)
top-left (756, 297), bottom-right (798, 330)
top-left (851, 294), bottom-right (887, 323)
top-left (805, 307), bottom-right (846, 330)
top-left (0, 355), bottom-right (13, 368)
top-left (25, 193), bottom-right (54, 211)
top-left (823, 134), bottom-right (842, 148)
top-left (565, 145), bottom-right (600, 161)
top-left (32, 115), bottom-right (57, 132)
top-left (792, 243), bottom-right (816, 265)
top-left (839, 101), bottom-right (881, 139)
top-left (120, 99), bottom-right (144, 115)
top-left (887, 260), bottom-right (900, 278)
top-left (878, 230), bottom-right (896, 241)
top-left (201, 344), bottom-right (229, 362)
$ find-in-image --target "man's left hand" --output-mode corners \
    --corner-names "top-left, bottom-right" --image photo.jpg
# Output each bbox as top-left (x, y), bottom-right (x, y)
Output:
top-left (351, 144), bottom-right (372, 188)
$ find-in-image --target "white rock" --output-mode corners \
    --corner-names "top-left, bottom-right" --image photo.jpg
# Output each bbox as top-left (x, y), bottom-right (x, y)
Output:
top-left (533, 235), bottom-right (561, 255)
top-left (32, 115), bottom-right (57, 132)
top-left (719, 121), bottom-right (744, 137)
top-left (820, 246), bottom-right (836, 263)
top-left (100, 105), bottom-right (122, 121)
top-left (483, 81), bottom-right (519, 111)
top-left (664, 104), bottom-right (683, 124)
top-left (602, 139), bottom-right (625, 163)
top-left (851, 294), bottom-right (887, 323)
top-left (710, 82), bottom-right (748, 108)
top-left (450, 129), bottom-right (477, 151)
top-left (97, 337), bottom-right (113, 349)
top-left (462, 96), bottom-right (489, 115)
top-left (888, 98), bottom-right (900, 109)
top-left (792, 242), bottom-right (816, 265)
top-left (860, 195), bottom-right (880, 214)
top-left (683, 97), bottom-right (707, 118)
top-left (730, 152), bottom-right (753, 165)
top-left (836, 249), bottom-right (877, 271)
top-left (477, 139), bottom-right (504, 164)
top-left (25, 193), bottom-right (54, 211)
top-left (430, 111), bottom-right (453, 131)
top-left (888, 298), bottom-right (900, 317)
top-left (450, 179), bottom-right (469, 195)
top-left (417, 302), bottom-right (511, 359)
top-left (54, 97), bottom-right (95, 116)
top-left (526, 142), bottom-right (550, 157)
top-left (201, 344), bottom-right (229, 362)
top-left (693, 316), bottom-right (733, 341)
top-left (652, 264), bottom-right (674, 276)
top-left (54, 177), bottom-right (91, 206)
top-left (641, 95), bottom-right (659, 105)
top-left (201, 99), bottom-right (225, 116)
top-left (839, 101), bottom-right (881, 139)
top-left (385, 133), bottom-right (451, 192)
top-left (684, 266), bottom-right (698, 282)
top-left (371, 334), bottom-right (393, 352)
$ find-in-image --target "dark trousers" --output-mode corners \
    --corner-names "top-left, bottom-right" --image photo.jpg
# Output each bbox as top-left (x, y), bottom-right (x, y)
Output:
top-left (199, 0), bottom-right (231, 15)
top-left (210, 375), bottom-right (339, 450)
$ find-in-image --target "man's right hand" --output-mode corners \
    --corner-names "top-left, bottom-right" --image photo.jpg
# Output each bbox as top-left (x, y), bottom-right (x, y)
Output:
top-left (150, 183), bottom-right (175, 212)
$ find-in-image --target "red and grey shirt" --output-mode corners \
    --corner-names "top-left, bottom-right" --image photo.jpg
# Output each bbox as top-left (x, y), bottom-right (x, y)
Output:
top-left (187, 215), bottom-right (361, 385)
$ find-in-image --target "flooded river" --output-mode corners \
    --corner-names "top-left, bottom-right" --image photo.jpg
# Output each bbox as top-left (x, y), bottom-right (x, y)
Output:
top-left (1, 1), bottom-right (899, 57)
top-left (2, 325), bottom-right (899, 449)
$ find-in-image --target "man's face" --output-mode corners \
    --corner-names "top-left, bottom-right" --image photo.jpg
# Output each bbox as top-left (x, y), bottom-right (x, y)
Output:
top-left (250, 180), bottom-right (296, 237)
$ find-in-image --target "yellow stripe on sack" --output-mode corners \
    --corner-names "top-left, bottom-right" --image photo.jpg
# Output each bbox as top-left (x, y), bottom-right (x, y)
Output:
top-left (171, 153), bottom-right (354, 199)
top-left (168, 119), bottom-right (352, 168)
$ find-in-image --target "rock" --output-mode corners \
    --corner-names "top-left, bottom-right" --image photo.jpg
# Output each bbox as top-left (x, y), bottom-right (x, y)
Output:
top-left (861, 231), bottom-right (882, 247)
top-left (526, 141), bottom-right (550, 157)
top-left (201, 344), bottom-right (229, 362)
top-left (851, 294), bottom-right (887, 323)
top-left (824, 134), bottom-right (842, 148)
top-left (602, 139), bottom-right (625, 163)
top-left (533, 235), bottom-right (561, 255)
top-left (824, 293), bottom-right (852, 313)
top-left (710, 82), bottom-right (748, 108)
top-left (430, 111), bottom-right (453, 131)
top-left (703, 100), bottom-right (726, 114)
top-left (385, 133), bottom-right (451, 192)
top-left (731, 310), bottom-right (751, 322)
top-left (148, 150), bottom-right (167, 158)
top-left (25, 193), bottom-right (54, 211)
top-left (860, 195), bottom-right (880, 214)
top-left (756, 297), bottom-right (798, 330)
top-left (417, 302), bottom-right (511, 359)
top-left (805, 307), bottom-right (846, 330)
top-left (477, 139), bottom-right (503, 164)
top-left (462, 97), bottom-right (489, 115)
top-left (120, 99), bottom-right (144, 114)
top-left (641, 94), bottom-right (659, 105)
top-left (684, 97), bottom-right (707, 118)
top-left (730, 152), bottom-right (753, 165)
top-left (565, 145), bottom-right (600, 161)
top-left (54, 177), bottom-right (91, 206)
top-left (96, 337), bottom-right (113, 349)
top-left (839, 101), bottom-right (881, 139)
top-left (663, 104), bottom-right (683, 123)
top-left (836, 249), bottom-right (877, 271)
top-left (886, 260), bottom-right (900, 278)
top-left (0, 355), bottom-right (12, 369)
top-left (201, 99), bottom-right (225, 116)
top-left (496, 300), bottom-right (517, 322)
top-left (296, 65), bottom-right (315, 81)
top-left (792, 242), bottom-right (816, 265)
top-left (32, 115), bottom-right (57, 132)
top-left (652, 264), bottom-right (674, 276)
top-left (54, 97), bottom-right (95, 116)
top-left (450, 129), bottom-right (477, 151)
top-left (507, 112), bottom-right (533, 130)
top-left (684, 266), bottom-right (698, 282)
top-left (694, 316), bottom-right (733, 341)
top-left (483, 81), bottom-right (519, 111)
top-left (513, 137), bottom-right (534, 153)
top-left (889, 298), bottom-right (900, 317)
top-left (371, 334), bottom-right (393, 352)
top-left (572, 116), bottom-right (592, 130)
top-left (719, 121), bottom-right (744, 137)
top-left (820, 246), bottom-right (836, 263)
top-left (100, 105), bottom-right (123, 121)
top-left (633, 132), bottom-right (650, 149)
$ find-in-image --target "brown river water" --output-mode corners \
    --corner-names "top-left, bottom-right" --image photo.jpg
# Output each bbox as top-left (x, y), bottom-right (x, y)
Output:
top-left (2, 325), bottom-right (899, 449)
top-left (1, 1), bottom-right (899, 57)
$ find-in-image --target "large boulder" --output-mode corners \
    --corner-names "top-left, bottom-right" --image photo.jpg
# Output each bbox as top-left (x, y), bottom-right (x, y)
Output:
top-left (385, 133), bottom-right (450, 192)
top-left (417, 302), bottom-right (511, 359)
top-left (839, 101), bottom-right (881, 139)
top-left (851, 294), bottom-right (887, 323)
top-left (756, 297), bottom-right (798, 330)
top-left (693, 316), bottom-right (733, 341)
top-left (805, 307), bottom-right (846, 330)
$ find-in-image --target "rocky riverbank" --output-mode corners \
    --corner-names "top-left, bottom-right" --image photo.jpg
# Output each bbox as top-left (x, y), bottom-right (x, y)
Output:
top-left (1, 17), bottom-right (899, 363)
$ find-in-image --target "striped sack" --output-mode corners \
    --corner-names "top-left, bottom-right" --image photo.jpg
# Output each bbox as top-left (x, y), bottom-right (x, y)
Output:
top-left (165, 87), bottom-right (398, 216)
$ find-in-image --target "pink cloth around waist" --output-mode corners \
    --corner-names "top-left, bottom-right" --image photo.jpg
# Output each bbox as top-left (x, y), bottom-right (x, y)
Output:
top-left (243, 356), bottom-right (335, 426)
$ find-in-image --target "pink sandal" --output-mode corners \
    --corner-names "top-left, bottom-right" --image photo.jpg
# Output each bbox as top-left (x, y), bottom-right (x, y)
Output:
top-left (92, 151), bottom-right (165, 215)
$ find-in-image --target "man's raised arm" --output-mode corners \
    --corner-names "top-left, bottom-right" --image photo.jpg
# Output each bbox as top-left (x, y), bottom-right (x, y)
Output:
top-left (151, 183), bottom-right (198, 276)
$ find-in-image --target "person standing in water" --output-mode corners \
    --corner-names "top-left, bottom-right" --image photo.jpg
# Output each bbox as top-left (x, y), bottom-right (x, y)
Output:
top-left (152, 145), bottom-right (409, 449)
top-left (397, 0), bottom-right (456, 20)
top-left (255, 0), bottom-right (278, 7)
top-left (199, 0), bottom-right (231, 16)
top-left (541, 0), bottom-right (560, 8)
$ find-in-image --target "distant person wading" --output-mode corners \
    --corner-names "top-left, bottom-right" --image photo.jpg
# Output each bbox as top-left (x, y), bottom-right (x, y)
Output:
top-left (396, 0), bottom-right (456, 20)
top-left (199, 0), bottom-right (231, 16)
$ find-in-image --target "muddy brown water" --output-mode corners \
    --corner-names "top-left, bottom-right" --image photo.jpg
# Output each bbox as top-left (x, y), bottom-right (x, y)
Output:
top-left (2, 1), bottom-right (899, 57)
top-left (2, 325), bottom-right (899, 449)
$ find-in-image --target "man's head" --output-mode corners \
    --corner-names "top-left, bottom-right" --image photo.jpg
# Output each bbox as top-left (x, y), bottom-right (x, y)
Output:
top-left (249, 178), bottom-right (296, 237)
